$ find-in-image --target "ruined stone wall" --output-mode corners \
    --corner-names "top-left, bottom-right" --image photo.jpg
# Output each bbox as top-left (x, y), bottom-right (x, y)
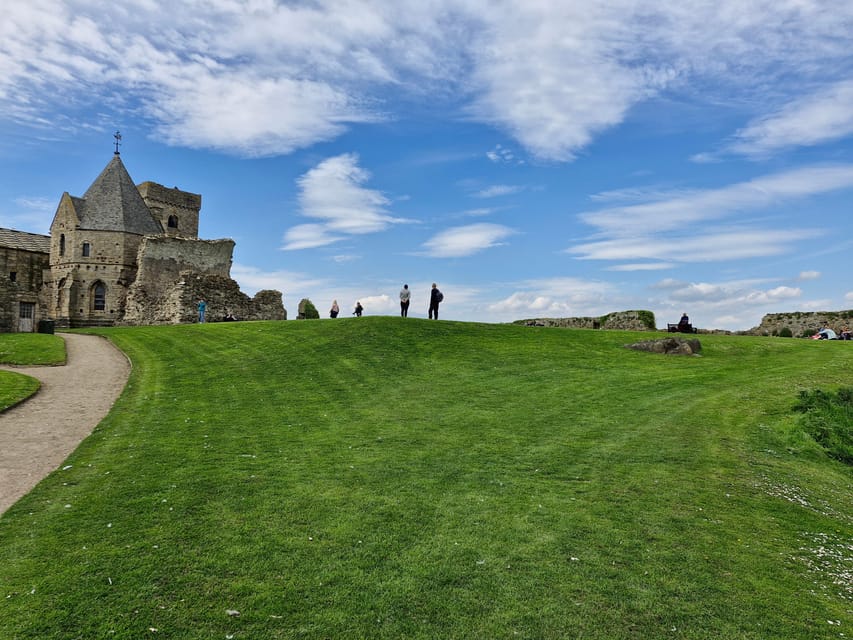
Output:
top-left (122, 236), bottom-right (285, 324)
top-left (515, 310), bottom-right (656, 331)
top-left (747, 310), bottom-right (853, 337)
top-left (134, 236), bottom-right (233, 281)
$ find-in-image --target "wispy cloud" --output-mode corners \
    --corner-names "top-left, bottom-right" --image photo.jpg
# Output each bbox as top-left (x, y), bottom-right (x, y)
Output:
top-left (567, 165), bottom-right (853, 265)
top-left (798, 270), bottom-right (821, 281)
top-left (728, 80), bottom-right (853, 157)
top-left (282, 153), bottom-right (409, 250)
top-left (474, 184), bottom-right (523, 198)
top-left (577, 165), bottom-right (853, 236)
top-left (421, 223), bottom-right (515, 258)
top-left (485, 277), bottom-right (617, 318)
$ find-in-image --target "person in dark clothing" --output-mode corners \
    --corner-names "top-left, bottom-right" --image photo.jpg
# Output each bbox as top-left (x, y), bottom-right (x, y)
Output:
top-left (400, 284), bottom-right (410, 317)
top-left (428, 283), bottom-right (442, 320)
top-left (353, 301), bottom-right (364, 317)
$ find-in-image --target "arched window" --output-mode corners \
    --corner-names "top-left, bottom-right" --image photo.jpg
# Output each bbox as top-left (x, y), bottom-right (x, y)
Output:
top-left (168, 215), bottom-right (178, 229)
top-left (92, 282), bottom-right (106, 311)
top-left (59, 234), bottom-right (65, 256)
top-left (82, 242), bottom-right (91, 257)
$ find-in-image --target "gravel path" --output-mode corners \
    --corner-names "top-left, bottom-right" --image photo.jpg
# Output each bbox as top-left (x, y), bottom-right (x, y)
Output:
top-left (0, 333), bottom-right (130, 515)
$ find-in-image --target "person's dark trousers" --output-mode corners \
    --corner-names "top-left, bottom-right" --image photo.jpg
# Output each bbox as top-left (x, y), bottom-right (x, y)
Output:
top-left (428, 303), bottom-right (439, 319)
top-left (401, 301), bottom-right (409, 317)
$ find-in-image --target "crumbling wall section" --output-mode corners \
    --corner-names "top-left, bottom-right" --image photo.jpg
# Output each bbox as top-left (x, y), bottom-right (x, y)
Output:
top-left (122, 236), bottom-right (285, 324)
top-left (747, 310), bottom-right (853, 337)
top-left (515, 310), bottom-right (656, 331)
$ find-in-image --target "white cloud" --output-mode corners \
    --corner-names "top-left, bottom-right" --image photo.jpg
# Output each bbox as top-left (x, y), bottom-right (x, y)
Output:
top-left (281, 224), bottom-right (344, 251)
top-left (485, 144), bottom-right (515, 163)
top-left (485, 277), bottom-right (617, 319)
top-left (569, 228), bottom-right (820, 263)
top-left (577, 165), bottom-right (853, 236)
top-left (231, 264), bottom-right (328, 297)
top-left (798, 270), bottom-right (821, 281)
top-left (474, 184), bottom-right (524, 198)
top-left (606, 263), bottom-right (675, 272)
top-left (729, 80), bottom-right (853, 157)
top-left (282, 153), bottom-right (409, 250)
top-left (422, 223), bottom-right (515, 258)
top-left (4, 2), bottom-right (853, 160)
top-left (846, 291), bottom-right (853, 303)
top-left (648, 278), bottom-right (808, 331)
top-left (567, 165), bottom-right (853, 265)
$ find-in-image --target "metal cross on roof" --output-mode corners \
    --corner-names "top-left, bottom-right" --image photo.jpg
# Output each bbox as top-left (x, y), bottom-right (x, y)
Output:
top-left (114, 131), bottom-right (122, 155)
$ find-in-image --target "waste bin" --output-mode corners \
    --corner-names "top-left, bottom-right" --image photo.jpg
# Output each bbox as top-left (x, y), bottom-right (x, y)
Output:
top-left (37, 319), bottom-right (55, 334)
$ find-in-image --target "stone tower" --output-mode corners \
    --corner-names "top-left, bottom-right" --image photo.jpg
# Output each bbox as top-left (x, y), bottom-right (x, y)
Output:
top-left (43, 153), bottom-right (203, 327)
top-left (36, 147), bottom-right (285, 328)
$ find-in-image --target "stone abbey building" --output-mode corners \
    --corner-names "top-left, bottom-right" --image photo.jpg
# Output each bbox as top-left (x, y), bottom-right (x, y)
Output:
top-left (0, 151), bottom-right (284, 332)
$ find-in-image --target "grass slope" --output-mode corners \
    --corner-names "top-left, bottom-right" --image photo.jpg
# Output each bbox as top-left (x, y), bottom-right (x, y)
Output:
top-left (1, 319), bottom-right (851, 639)
top-left (0, 333), bottom-right (64, 409)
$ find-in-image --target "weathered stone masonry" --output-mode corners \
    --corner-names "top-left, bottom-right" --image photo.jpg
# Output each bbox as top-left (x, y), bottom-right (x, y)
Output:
top-left (0, 152), bottom-right (285, 331)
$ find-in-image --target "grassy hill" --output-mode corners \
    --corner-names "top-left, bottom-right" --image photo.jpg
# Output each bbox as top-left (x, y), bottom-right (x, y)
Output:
top-left (1, 318), bottom-right (851, 639)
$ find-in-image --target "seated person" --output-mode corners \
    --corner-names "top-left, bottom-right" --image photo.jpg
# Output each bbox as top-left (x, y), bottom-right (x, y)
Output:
top-left (678, 313), bottom-right (690, 327)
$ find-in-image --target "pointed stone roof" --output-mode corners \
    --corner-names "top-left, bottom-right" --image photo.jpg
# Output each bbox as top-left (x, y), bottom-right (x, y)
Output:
top-left (74, 155), bottom-right (163, 235)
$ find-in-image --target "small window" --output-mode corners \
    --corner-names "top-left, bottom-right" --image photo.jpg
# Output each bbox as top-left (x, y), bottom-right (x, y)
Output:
top-left (9, 272), bottom-right (16, 282)
top-left (168, 215), bottom-right (178, 229)
top-left (82, 242), bottom-right (91, 257)
top-left (59, 234), bottom-right (66, 256)
top-left (93, 282), bottom-right (106, 311)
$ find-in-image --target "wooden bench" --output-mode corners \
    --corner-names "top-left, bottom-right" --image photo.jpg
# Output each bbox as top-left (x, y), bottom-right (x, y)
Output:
top-left (667, 323), bottom-right (697, 334)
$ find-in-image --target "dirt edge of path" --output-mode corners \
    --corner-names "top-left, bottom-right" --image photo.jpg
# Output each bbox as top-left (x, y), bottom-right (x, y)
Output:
top-left (0, 333), bottom-right (131, 515)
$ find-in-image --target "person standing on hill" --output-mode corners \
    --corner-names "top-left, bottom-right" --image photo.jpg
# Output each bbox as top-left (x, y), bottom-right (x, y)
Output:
top-left (400, 284), bottom-right (411, 317)
top-left (428, 283), bottom-right (443, 320)
top-left (353, 301), bottom-right (364, 317)
top-left (197, 298), bottom-right (207, 323)
top-left (330, 300), bottom-right (339, 318)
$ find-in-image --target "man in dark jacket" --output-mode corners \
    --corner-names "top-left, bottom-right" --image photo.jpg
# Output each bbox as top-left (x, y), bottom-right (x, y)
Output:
top-left (428, 283), bottom-right (442, 320)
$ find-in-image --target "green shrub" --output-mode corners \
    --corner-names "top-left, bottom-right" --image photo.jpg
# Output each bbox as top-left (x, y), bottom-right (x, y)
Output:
top-left (793, 388), bottom-right (853, 465)
top-left (778, 327), bottom-right (793, 338)
top-left (298, 298), bottom-right (320, 319)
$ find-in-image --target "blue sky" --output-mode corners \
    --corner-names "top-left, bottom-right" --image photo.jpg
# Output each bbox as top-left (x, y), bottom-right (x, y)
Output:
top-left (1, 1), bottom-right (852, 330)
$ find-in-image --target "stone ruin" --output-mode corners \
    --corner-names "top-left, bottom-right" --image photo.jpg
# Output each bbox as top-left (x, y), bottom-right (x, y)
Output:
top-left (121, 236), bottom-right (285, 324)
top-left (746, 310), bottom-right (853, 337)
top-left (626, 337), bottom-right (702, 355)
top-left (516, 310), bottom-right (657, 331)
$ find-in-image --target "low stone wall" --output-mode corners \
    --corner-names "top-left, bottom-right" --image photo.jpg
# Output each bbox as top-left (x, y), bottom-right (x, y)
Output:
top-left (747, 310), bottom-right (853, 337)
top-left (515, 310), bottom-right (656, 331)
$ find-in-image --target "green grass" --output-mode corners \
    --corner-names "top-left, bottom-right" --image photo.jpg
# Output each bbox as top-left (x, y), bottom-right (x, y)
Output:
top-left (0, 333), bottom-right (66, 365)
top-left (0, 333), bottom-right (63, 409)
top-left (1, 319), bottom-right (851, 639)
top-left (0, 370), bottom-right (40, 411)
